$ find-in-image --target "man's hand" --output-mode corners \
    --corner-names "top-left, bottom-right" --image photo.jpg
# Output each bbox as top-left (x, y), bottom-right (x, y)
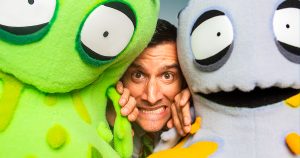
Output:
top-left (167, 88), bottom-right (192, 136)
top-left (116, 81), bottom-right (139, 122)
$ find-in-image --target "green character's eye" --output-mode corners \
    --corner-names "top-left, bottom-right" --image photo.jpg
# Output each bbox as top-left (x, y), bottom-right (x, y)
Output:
top-left (0, 0), bottom-right (57, 44)
top-left (77, 2), bottom-right (136, 66)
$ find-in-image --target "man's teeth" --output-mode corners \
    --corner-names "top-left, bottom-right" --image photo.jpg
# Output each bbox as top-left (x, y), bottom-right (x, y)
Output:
top-left (141, 107), bottom-right (165, 114)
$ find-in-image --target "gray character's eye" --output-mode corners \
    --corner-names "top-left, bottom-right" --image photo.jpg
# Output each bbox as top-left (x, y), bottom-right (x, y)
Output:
top-left (191, 10), bottom-right (234, 72)
top-left (0, 0), bottom-right (56, 36)
top-left (273, 0), bottom-right (300, 63)
top-left (78, 2), bottom-right (136, 66)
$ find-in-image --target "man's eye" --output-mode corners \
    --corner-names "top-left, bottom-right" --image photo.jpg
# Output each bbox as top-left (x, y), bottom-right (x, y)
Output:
top-left (162, 72), bottom-right (174, 80)
top-left (132, 72), bottom-right (144, 79)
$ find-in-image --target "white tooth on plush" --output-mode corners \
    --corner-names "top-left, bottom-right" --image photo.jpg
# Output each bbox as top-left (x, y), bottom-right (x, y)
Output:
top-left (141, 107), bottom-right (165, 114)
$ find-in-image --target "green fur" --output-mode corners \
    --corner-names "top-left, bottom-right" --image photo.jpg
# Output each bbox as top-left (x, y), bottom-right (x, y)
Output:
top-left (0, 0), bottom-right (159, 157)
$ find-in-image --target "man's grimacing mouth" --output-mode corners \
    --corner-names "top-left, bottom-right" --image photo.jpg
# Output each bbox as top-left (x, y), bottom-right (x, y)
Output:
top-left (196, 87), bottom-right (299, 108)
top-left (138, 106), bottom-right (168, 114)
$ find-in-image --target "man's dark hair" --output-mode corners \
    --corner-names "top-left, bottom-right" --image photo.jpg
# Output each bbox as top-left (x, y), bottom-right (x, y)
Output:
top-left (147, 19), bottom-right (177, 47)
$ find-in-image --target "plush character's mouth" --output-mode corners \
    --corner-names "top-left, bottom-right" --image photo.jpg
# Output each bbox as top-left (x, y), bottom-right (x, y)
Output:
top-left (197, 87), bottom-right (300, 108)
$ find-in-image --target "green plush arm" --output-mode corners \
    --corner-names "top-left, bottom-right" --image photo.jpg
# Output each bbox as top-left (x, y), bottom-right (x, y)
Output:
top-left (107, 86), bottom-right (133, 158)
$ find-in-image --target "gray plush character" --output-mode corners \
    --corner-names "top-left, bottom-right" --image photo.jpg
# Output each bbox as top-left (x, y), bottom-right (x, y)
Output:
top-left (154, 0), bottom-right (300, 157)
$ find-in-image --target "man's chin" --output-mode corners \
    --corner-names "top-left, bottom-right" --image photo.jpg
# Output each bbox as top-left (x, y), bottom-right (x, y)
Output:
top-left (137, 120), bottom-right (166, 133)
top-left (142, 127), bottom-right (163, 133)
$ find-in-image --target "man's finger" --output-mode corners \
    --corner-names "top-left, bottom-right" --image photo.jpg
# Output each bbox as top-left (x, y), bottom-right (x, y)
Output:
top-left (121, 96), bottom-right (136, 116)
top-left (182, 102), bottom-right (191, 126)
top-left (184, 125), bottom-right (191, 133)
top-left (180, 88), bottom-right (191, 106)
top-left (181, 102), bottom-right (191, 134)
top-left (171, 103), bottom-right (184, 136)
top-left (175, 99), bottom-right (185, 129)
top-left (167, 119), bottom-right (174, 129)
top-left (174, 95), bottom-right (187, 135)
top-left (128, 108), bottom-right (138, 122)
top-left (119, 88), bottom-right (130, 106)
top-left (116, 81), bottom-right (124, 94)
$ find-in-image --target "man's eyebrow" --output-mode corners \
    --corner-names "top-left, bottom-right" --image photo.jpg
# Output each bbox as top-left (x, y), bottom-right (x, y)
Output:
top-left (164, 63), bottom-right (179, 70)
top-left (130, 63), bottom-right (142, 68)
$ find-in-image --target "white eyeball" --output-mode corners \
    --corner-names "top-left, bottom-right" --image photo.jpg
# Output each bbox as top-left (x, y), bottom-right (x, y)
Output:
top-left (80, 2), bottom-right (136, 60)
top-left (273, 0), bottom-right (300, 64)
top-left (191, 10), bottom-right (234, 71)
top-left (273, 8), bottom-right (300, 49)
top-left (0, 0), bottom-right (56, 35)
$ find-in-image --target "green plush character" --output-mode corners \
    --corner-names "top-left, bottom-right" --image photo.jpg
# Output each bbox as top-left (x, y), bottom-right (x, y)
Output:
top-left (0, 0), bottom-right (159, 157)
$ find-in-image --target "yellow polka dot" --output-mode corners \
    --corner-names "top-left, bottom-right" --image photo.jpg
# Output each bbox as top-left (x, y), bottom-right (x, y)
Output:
top-left (46, 124), bottom-right (68, 149)
top-left (0, 71), bottom-right (23, 132)
top-left (286, 132), bottom-right (300, 155)
top-left (285, 93), bottom-right (300, 108)
top-left (71, 91), bottom-right (91, 124)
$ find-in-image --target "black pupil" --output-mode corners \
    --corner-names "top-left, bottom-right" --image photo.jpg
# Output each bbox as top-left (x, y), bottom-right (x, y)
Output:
top-left (165, 73), bottom-right (170, 79)
top-left (103, 31), bottom-right (109, 38)
top-left (28, 0), bottom-right (34, 5)
top-left (217, 32), bottom-right (221, 37)
top-left (286, 24), bottom-right (290, 29)
top-left (136, 73), bottom-right (141, 78)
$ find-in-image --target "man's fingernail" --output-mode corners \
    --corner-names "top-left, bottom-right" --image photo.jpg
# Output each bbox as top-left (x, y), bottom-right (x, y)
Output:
top-left (185, 126), bottom-right (191, 132)
top-left (180, 100), bottom-right (185, 105)
top-left (120, 99), bottom-right (125, 105)
top-left (184, 117), bottom-right (190, 125)
top-left (121, 108), bottom-right (128, 115)
top-left (180, 131), bottom-right (184, 136)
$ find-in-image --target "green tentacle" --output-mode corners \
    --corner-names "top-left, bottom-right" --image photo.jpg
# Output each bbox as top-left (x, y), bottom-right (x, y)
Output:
top-left (107, 86), bottom-right (133, 158)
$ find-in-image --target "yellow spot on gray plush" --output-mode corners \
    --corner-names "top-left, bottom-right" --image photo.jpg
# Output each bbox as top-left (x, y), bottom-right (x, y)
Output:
top-left (285, 93), bottom-right (300, 108)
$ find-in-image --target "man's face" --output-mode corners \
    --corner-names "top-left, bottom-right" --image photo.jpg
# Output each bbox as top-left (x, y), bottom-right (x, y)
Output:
top-left (122, 42), bottom-right (183, 132)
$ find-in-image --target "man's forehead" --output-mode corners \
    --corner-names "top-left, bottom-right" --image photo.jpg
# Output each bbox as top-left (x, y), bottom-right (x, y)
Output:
top-left (128, 42), bottom-right (179, 71)
top-left (130, 61), bottom-right (179, 70)
top-left (138, 43), bottom-right (177, 60)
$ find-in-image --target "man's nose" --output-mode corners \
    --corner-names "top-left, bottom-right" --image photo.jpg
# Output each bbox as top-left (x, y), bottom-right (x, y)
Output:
top-left (143, 78), bottom-right (163, 105)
